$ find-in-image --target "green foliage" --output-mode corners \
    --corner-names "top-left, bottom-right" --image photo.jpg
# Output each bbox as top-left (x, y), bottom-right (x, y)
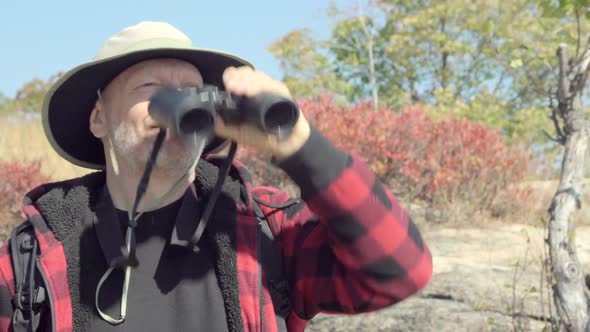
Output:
top-left (15, 74), bottom-right (61, 113)
top-left (372, 0), bottom-right (582, 110)
top-left (14, 78), bottom-right (48, 114)
top-left (267, 29), bottom-right (353, 101)
top-left (0, 73), bottom-right (61, 116)
top-left (424, 88), bottom-right (552, 146)
top-left (537, 0), bottom-right (590, 17)
top-left (328, 10), bottom-right (395, 105)
top-left (269, 0), bottom-right (589, 167)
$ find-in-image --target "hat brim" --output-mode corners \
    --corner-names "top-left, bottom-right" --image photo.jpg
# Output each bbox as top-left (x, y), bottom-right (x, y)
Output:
top-left (42, 47), bottom-right (253, 170)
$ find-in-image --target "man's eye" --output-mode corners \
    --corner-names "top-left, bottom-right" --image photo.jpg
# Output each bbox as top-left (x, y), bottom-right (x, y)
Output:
top-left (184, 83), bottom-right (203, 89)
top-left (137, 82), bottom-right (159, 89)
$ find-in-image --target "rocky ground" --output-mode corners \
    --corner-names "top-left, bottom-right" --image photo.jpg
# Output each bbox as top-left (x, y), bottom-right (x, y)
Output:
top-left (305, 223), bottom-right (590, 332)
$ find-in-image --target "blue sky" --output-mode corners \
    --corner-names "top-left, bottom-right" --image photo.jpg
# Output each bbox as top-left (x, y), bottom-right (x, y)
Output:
top-left (0, 0), bottom-right (350, 97)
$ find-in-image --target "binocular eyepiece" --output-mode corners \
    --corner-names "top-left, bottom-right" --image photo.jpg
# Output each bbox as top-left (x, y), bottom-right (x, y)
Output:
top-left (148, 85), bottom-right (300, 141)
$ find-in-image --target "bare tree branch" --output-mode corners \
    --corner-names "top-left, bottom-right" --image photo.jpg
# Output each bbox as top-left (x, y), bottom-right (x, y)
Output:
top-left (557, 45), bottom-right (569, 108)
top-left (356, 0), bottom-right (379, 110)
top-left (548, 88), bottom-right (567, 144)
top-left (492, 49), bottom-right (553, 103)
top-left (330, 43), bottom-right (363, 54)
top-left (453, 36), bottom-right (491, 100)
top-left (576, 9), bottom-right (581, 59)
top-left (492, 70), bottom-right (507, 96)
top-left (543, 129), bottom-right (565, 144)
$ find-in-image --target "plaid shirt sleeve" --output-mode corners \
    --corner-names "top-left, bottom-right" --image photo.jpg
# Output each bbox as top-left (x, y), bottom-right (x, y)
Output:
top-left (258, 126), bottom-right (432, 321)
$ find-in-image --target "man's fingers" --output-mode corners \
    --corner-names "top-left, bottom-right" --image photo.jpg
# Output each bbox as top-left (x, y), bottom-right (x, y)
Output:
top-left (214, 116), bottom-right (237, 140)
top-left (217, 66), bottom-right (302, 156)
top-left (222, 66), bottom-right (290, 98)
top-left (215, 115), bottom-right (279, 150)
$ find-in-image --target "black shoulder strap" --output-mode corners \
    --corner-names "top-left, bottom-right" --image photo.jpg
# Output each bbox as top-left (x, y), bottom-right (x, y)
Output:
top-left (252, 201), bottom-right (292, 332)
top-left (10, 221), bottom-right (47, 332)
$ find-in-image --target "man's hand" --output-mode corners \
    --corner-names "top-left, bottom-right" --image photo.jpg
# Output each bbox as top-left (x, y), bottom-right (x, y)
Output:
top-left (215, 66), bottom-right (311, 161)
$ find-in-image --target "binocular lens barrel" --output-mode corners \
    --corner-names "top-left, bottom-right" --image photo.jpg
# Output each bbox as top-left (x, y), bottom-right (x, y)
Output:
top-left (179, 108), bottom-right (215, 135)
top-left (149, 86), bottom-right (217, 138)
top-left (253, 95), bottom-right (299, 139)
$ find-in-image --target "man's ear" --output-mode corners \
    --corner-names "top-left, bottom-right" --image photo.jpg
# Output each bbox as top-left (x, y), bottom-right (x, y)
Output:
top-left (89, 102), bottom-right (108, 139)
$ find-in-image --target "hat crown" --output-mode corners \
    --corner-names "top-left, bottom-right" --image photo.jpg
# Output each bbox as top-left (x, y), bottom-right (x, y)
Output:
top-left (95, 21), bottom-right (192, 60)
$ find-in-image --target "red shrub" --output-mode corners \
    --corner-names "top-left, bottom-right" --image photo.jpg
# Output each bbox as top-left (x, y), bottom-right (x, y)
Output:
top-left (302, 96), bottom-right (529, 213)
top-left (0, 160), bottom-right (50, 238)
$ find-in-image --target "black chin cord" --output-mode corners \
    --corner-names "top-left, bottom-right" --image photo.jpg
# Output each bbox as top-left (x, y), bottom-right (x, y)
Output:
top-left (128, 128), bottom-right (237, 251)
top-left (189, 142), bottom-right (237, 250)
top-left (129, 129), bottom-right (167, 227)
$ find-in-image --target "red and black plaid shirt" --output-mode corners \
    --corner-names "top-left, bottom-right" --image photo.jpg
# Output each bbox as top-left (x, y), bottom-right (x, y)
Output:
top-left (0, 127), bottom-right (432, 332)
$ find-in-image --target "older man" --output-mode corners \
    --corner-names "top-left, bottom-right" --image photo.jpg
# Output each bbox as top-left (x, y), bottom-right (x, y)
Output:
top-left (0, 21), bottom-right (432, 332)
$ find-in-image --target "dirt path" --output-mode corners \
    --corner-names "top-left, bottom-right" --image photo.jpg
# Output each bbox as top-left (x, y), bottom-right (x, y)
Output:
top-left (306, 223), bottom-right (590, 332)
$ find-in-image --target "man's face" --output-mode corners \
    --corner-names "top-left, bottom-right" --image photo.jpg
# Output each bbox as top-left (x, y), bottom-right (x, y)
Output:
top-left (95, 58), bottom-right (206, 175)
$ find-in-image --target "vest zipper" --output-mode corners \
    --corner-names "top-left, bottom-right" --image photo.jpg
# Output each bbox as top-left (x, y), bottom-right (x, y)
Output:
top-left (36, 259), bottom-right (55, 332)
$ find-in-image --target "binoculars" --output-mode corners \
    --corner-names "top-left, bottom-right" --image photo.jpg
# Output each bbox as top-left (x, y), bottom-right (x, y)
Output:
top-left (148, 85), bottom-right (300, 140)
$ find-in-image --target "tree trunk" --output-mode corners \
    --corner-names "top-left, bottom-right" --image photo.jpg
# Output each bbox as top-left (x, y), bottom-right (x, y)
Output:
top-left (356, 0), bottom-right (379, 110)
top-left (367, 35), bottom-right (379, 110)
top-left (548, 44), bottom-right (590, 332)
top-left (440, 17), bottom-right (448, 90)
top-left (548, 129), bottom-right (590, 332)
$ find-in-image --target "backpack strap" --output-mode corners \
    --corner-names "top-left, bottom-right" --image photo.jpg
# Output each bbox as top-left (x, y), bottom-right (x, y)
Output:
top-left (252, 200), bottom-right (292, 332)
top-left (10, 221), bottom-right (47, 332)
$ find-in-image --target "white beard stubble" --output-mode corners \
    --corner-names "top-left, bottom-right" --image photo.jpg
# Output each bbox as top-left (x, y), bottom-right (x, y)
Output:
top-left (110, 122), bottom-right (207, 178)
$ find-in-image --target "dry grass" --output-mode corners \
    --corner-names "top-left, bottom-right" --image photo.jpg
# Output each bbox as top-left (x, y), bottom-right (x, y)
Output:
top-left (0, 118), bottom-right (91, 181)
top-left (522, 178), bottom-right (590, 226)
top-left (394, 174), bottom-right (590, 229)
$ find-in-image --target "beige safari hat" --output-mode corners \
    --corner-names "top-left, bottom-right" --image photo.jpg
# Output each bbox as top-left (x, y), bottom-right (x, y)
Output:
top-left (42, 21), bottom-right (253, 170)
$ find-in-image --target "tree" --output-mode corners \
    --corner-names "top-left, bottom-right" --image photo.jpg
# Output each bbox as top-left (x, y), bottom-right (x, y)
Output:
top-left (0, 73), bottom-right (63, 121)
top-left (538, 1), bottom-right (590, 330)
top-left (267, 29), bottom-right (353, 102)
top-left (12, 73), bottom-right (62, 114)
top-left (374, 0), bottom-right (584, 147)
top-left (327, 0), bottom-right (389, 110)
top-left (546, 43), bottom-right (590, 332)
top-left (327, 0), bottom-right (410, 108)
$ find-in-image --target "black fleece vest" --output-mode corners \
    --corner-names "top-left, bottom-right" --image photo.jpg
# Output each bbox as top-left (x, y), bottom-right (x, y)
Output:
top-left (35, 159), bottom-right (247, 331)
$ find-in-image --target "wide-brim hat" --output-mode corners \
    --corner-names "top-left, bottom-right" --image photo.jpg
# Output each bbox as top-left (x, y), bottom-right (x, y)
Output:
top-left (42, 21), bottom-right (253, 170)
